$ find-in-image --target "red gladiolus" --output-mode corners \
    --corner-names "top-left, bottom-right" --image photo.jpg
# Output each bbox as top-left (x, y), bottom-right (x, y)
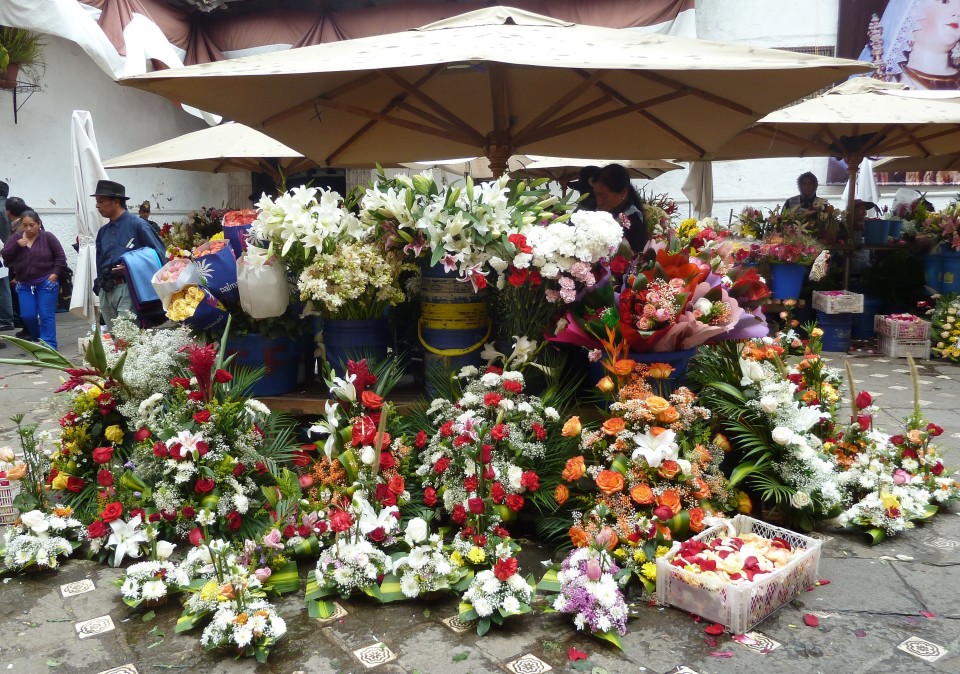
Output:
top-left (468, 497), bottom-right (485, 514)
top-left (189, 528), bottom-right (205, 546)
top-left (493, 556), bottom-right (518, 581)
top-left (423, 487), bottom-right (437, 507)
top-left (66, 476), bottom-right (84, 493)
top-left (505, 493), bottom-right (525, 512)
top-left (92, 446), bottom-right (114, 465)
top-left (193, 409), bottom-right (212, 424)
top-left (187, 391), bottom-right (204, 402)
top-left (134, 427), bottom-right (152, 442)
top-left (87, 521), bottom-right (108, 539)
top-left (491, 482), bottom-right (506, 504)
top-left (97, 469), bottom-right (114, 487)
top-left (213, 369), bottom-right (233, 383)
top-left (226, 510), bottom-right (242, 531)
top-left (100, 502), bottom-right (123, 523)
top-left (194, 478), bottom-right (215, 494)
top-left (330, 509), bottom-right (353, 533)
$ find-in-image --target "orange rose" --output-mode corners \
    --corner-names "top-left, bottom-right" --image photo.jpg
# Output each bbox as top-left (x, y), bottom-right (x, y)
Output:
top-left (657, 407), bottom-right (680, 424)
top-left (648, 362), bottom-right (675, 379)
top-left (596, 376), bottom-right (615, 393)
top-left (630, 483), bottom-right (655, 505)
top-left (561, 416), bottom-right (582, 437)
top-left (645, 396), bottom-right (670, 414)
top-left (657, 489), bottom-right (682, 515)
top-left (601, 417), bottom-right (626, 436)
top-left (657, 460), bottom-right (681, 480)
top-left (554, 484), bottom-right (569, 506)
top-left (650, 426), bottom-right (668, 437)
top-left (688, 507), bottom-right (705, 533)
top-left (596, 470), bottom-right (625, 495)
top-left (360, 390), bottom-right (384, 410)
top-left (568, 526), bottom-right (589, 548)
top-left (690, 477), bottom-right (711, 499)
top-left (5, 463), bottom-right (27, 481)
top-left (561, 456), bottom-right (586, 482)
top-left (611, 359), bottom-right (636, 377)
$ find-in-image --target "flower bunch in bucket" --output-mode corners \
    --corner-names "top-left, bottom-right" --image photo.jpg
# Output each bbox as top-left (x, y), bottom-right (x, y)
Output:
top-left (751, 207), bottom-right (821, 265)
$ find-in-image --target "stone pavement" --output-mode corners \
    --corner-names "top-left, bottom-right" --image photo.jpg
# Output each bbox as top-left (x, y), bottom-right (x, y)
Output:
top-left (1, 314), bottom-right (959, 674)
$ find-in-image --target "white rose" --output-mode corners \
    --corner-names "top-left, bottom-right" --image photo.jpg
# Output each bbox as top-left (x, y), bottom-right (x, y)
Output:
top-left (693, 298), bottom-right (712, 315)
top-left (360, 445), bottom-right (377, 466)
top-left (405, 517), bottom-right (428, 544)
top-left (155, 541), bottom-right (176, 560)
top-left (739, 358), bottom-right (765, 386)
top-left (0, 446), bottom-right (15, 463)
top-left (790, 491), bottom-right (811, 508)
top-left (759, 395), bottom-right (778, 414)
top-left (771, 427), bottom-right (794, 446)
top-left (20, 510), bottom-right (49, 534)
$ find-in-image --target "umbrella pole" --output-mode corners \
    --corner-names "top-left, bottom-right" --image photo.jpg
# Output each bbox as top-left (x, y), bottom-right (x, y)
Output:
top-left (846, 158), bottom-right (861, 233)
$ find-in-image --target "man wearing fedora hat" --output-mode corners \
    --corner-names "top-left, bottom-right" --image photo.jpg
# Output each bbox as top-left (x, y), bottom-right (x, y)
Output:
top-left (92, 180), bottom-right (166, 331)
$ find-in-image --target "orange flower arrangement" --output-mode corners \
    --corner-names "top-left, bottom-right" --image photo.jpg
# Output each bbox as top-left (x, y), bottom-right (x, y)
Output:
top-left (568, 526), bottom-right (590, 548)
top-left (657, 489), bottom-right (682, 516)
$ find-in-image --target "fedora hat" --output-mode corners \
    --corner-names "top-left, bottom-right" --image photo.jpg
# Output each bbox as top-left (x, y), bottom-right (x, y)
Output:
top-left (90, 180), bottom-right (129, 200)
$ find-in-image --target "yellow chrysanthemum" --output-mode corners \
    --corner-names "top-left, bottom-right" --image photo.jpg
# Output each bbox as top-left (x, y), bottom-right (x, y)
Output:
top-left (104, 425), bottom-right (124, 444)
top-left (655, 545), bottom-right (670, 558)
top-left (633, 549), bottom-right (647, 564)
top-left (641, 562), bottom-right (657, 580)
top-left (450, 551), bottom-right (464, 567)
top-left (466, 547), bottom-right (486, 564)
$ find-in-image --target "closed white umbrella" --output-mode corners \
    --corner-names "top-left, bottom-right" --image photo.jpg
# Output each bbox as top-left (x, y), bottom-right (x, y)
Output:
top-left (681, 161), bottom-right (714, 219)
top-left (69, 110), bottom-right (108, 323)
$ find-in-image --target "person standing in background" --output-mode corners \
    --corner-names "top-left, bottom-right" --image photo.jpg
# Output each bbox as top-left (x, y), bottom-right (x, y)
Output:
top-left (0, 181), bottom-right (14, 338)
top-left (592, 163), bottom-right (648, 254)
top-left (3, 195), bottom-right (31, 338)
top-left (138, 200), bottom-right (162, 237)
top-left (92, 180), bottom-right (166, 331)
top-left (1, 210), bottom-right (67, 351)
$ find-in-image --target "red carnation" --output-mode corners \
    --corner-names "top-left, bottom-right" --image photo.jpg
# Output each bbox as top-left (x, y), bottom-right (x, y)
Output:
top-left (189, 528), bottom-right (205, 546)
top-left (473, 534), bottom-right (487, 547)
top-left (415, 430), bottom-right (428, 448)
top-left (507, 233), bottom-right (532, 254)
top-left (493, 556), bottom-right (519, 581)
top-left (92, 446), bottom-right (114, 465)
top-left (491, 482), bottom-right (506, 504)
top-left (134, 427), bottom-right (152, 442)
top-left (927, 423), bottom-right (944, 437)
top-left (87, 521), bottom-right (108, 539)
top-left (66, 476), bottom-right (84, 493)
top-left (484, 392), bottom-right (503, 407)
top-left (502, 380), bottom-right (522, 394)
top-left (434, 457), bottom-right (451, 474)
top-left (468, 497), bottom-right (485, 514)
top-left (464, 475), bottom-right (478, 492)
top-left (531, 423), bottom-right (547, 441)
top-left (330, 509), bottom-right (353, 533)
top-left (508, 268), bottom-right (528, 287)
top-left (213, 369), bottom-right (233, 384)
top-left (439, 421), bottom-right (455, 438)
top-left (226, 510), bottom-right (242, 531)
top-left (452, 504), bottom-right (467, 524)
top-left (97, 469), bottom-right (114, 488)
top-left (520, 471), bottom-right (540, 492)
top-left (100, 502), bottom-right (124, 523)
top-left (505, 494), bottom-right (525, 512)
top-left (194, 478), bottom-right (215, 494)
top-left (233, 463), bottom-right (245, 478)
top-left (490, 424), bottom-right (509, 441)
top-left (481, 444), bottom-right (492, 464)
top-left (193, 409), bottom-right (212, 424)
top-left (423, 487), bottom-right (437, 507)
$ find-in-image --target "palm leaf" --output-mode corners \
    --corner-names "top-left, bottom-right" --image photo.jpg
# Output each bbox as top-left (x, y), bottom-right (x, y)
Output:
top-left (0, 335), bottom-right (75, 370)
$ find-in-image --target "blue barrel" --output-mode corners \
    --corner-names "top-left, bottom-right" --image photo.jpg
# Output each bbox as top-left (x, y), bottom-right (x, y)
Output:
top-left (925, 253), bottom-right (943, 293)
top-left (225, 333), bottom-right (300, 396)
top-left (323, 318), bottom-right (389, 376)
top-left (769, 263), bottom-right (808, 300)
top-left (941, 251), bottom-right (960, 293)
top-left (816, 311), bottom-right (852, 352)
top-left (419, 264), bottom-right (490, 396)
top-left (863, 219), bottom-right (889, 245)
top-left (852, 295), bottom-right (882, 339)
top-left (887, 220), bottom-right (903, 241)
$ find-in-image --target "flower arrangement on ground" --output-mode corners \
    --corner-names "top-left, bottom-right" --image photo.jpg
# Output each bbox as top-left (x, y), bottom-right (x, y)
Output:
top-left (457, 532), bottom-right (536, 636)
top-left (117, 558), bottom-right (189, 608)
top-left (1, 507), bottom-right (83, 572)
top-left (929, 293), bottom-right (960, 362)
top-left (380, 521), bottom-right (471, 600)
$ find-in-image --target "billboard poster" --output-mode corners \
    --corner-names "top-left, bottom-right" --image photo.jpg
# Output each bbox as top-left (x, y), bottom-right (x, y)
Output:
top-left (830, 0), bottom-right (960, 185)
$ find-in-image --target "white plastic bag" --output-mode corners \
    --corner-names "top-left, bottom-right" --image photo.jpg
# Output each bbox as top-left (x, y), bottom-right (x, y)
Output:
top-left (237, 255), bottom-right (290, 319)
top-left (151, 257), bottom-right (201, 304)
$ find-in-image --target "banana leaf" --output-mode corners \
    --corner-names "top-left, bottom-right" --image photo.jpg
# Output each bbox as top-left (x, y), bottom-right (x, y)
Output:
top-left (262, 560), bottom-right (299, 595)
top-left (376, 573), bottom-right (408, 603)
top-left (538, 567), bottom-right (562, 594)
top-left (594, 629), bottom-right (625, 650)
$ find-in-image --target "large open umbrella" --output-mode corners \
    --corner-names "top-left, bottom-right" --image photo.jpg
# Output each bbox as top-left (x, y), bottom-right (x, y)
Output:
top-left (517, 156), bottom-right (682, 182)
top-left (713, 78), bottom-right (960, 223)
top-left (69, 110), bottom-right (109, 324)
top-left (121, 7), bottom-right (869, 176)
top-left (103, 122), bottom-right (316, 186)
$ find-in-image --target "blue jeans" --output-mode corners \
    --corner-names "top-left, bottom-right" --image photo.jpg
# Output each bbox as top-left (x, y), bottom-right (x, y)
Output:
top-left (0, 277), bottom-right (13, 330)
top-left (17, 279), bottom-right (59, 351)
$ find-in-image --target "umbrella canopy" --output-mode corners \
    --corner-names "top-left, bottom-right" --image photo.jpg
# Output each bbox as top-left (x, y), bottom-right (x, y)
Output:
top-left (103, 122), bottom-right (317, 183)
top-left (873, 154), bottom-right (960, 173)
top-left (713, 78), bottom-right (960, 220)
top-left (69, 110), bottom-right (109, 323)
top-left (402, 155), bottom-right (530, 179)
top-left (517, 156), bottom-right (682, 182)
top-left (121, 7), bottom-right (869, 175)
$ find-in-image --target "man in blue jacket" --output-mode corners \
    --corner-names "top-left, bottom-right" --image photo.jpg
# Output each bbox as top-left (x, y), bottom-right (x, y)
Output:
top-left (92, 180), bottom-right (167, 331)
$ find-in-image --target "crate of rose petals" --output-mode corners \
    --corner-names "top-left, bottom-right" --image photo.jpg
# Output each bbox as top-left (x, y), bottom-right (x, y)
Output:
top-left (812, 290), bottom-right (863, 314)
top-left (874, 314), bottom-right (931, 340)
top-left (656, 515), bottom-right (822, 634)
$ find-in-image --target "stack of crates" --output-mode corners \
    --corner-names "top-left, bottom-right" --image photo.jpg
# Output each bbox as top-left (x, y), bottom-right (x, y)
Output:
top-left (874, 315), bottom-right (931, 359)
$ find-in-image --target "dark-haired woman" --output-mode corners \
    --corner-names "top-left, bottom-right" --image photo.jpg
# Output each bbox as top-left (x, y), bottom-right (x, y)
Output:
top-left (593, 163), bottom-right (647, 254)
top-left (1, 210), bottom-right (67, 350)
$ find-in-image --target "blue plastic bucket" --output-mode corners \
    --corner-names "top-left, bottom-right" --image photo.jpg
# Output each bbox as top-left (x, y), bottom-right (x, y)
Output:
top-left (941, 251), bottom-right (960, 293)
top-left (924, 253), bottom-right (942, 292)
top-left (816, 311), bottom-right (852, 352)
top-left (323, 318), bottom-right (389, 376)
top-left (225, 333), bottom-right (300, 396)
top-left (852, 295), bottom-right (882, 339)
top-left (863, 219), bottom-right (889, 245)
top-left (769, 263), bottom-right (808, 300)
top-left (887, 220), bottom-right (903, 241)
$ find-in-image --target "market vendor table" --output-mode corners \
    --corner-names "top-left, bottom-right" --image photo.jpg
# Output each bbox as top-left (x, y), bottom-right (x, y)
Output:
top-left (827, 242), bottom-right (916, 290)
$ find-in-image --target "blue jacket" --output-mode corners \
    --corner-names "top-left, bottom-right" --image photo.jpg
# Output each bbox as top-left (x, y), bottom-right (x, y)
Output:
top-left (95, 210), bottom-right (166, 282)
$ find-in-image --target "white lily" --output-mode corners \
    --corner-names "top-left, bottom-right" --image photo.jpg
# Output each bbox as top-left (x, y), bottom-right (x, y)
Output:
top-left (480, 342), bottom-right (505, 364)
top-left (356, 496), bottom-right (399, 536)
top-left (631, 429), bottom-right (680, 468)
top-left (326, 372), bottom-right (357, 403)
top-left (308, 401), bottom-right (341, 460)
top-left (107, 515), bottom-right (149, 567)
top-left (508, 336), bottom-right (538, 366)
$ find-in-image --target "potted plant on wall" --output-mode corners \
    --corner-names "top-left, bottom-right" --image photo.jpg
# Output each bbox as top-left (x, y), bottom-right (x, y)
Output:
top-left (0, 26), bottom-right (45, 89)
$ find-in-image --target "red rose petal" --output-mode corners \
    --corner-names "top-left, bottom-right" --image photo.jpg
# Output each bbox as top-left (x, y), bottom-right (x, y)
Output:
top-left (567, 647), bottom-right (588, 661)
top-left (705, 623), bottom-right (725, 635)
top-left (920, 610), bottom-right (937, 619)
top-left (803, 614), bottom-right (820, 628)
top-left (709, 650), bottom-right (735, 658)
top-left (705, 637), bottom-right (718, 648)
top-left (816, 578), bottom-right (831, 586)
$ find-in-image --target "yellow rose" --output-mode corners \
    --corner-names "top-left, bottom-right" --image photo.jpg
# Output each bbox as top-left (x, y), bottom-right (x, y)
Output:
top-left (645, 396), bottom-right (670, 414)
top-left (596, 376), bottom-right (615, 393)
top-left (810, 327), bottom-right (824, 338)
top-left (561, 416), bottom-right (582, 437)
top-left (52, 473), bottom-right (71, 491)
top-left (87, 385), bottom-right (102, 399)
top-left (6, 463), bottom-right (27, 481)
top-left (104, 425), bottom-right (124, 445)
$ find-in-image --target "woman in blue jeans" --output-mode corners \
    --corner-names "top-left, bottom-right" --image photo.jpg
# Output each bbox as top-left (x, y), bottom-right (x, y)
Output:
top-left (1, 210), bottom-right (67, 351)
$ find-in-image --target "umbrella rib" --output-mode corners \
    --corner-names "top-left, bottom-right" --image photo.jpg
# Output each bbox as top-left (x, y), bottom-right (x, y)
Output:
top-left (625, 70), bottom-right (756, 116)
top-left (392, 99), bottom-right (482, 140)
top-left (513, 69), bottom-right (610, 141)
top-left (316, 96), bottom-right (479, 146)
top-left (883, 125), bottom-right (960, 154)
top-left (379, 70), bottom-right (484, 143)
top-left (261, 72), bottom-right (382, 128)
top-left (748, 124), bottom-right (828, 155)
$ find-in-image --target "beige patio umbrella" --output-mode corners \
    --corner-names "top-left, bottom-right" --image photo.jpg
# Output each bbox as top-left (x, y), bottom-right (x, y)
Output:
top-left (516, 156), bottom-right (682, 182)
top-left (402, 155), bottom-right (530, 179)
top-left (120, 7), bottom-right (869, 176)
top-left (712, 78), bottom-right (960, 224)
top-left (102, 122), bottom-right (316, 186)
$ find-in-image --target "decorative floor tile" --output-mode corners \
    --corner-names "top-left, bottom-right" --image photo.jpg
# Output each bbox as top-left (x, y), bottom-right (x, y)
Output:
top-left (940, 392), bottom-right (956, 398)
top-left (951, 433), bottom-right (960, 439)
top-left (888, 385), bottom-right (908, 390)
top-left (506, 654), bottom-right (552, 673)
top-left (853, 379), bottom-right (864, 384)
top-left (897, 636), bottom-right (947, 662)
top-left (442, 614), bottom-right (475, 634)
top-left (733, 631), bottom-right (781, 654)
top-left (353, 643), bottom-right (397, 669)
top-left (60, 579), bottom-right (95, 597)
top-left (892, 368), bottom-right (910, 373)
top-left (919, 400), bottom-right (932, 406)
top-left (95, 666), bottom-right (138, 674)
top-left (869, 373), bottom-right (889, 378)
top-left (807, 532), bottom-right (834, 544)
top-left (850, 363), bottom-right (868, 368)
top-left (875, 359), bottom-right (890, 363)
top-left (75, 615), bottom-right (115, 639)
top-left (315, 602), bottom-right (348, 625)
top-left (922, 537), bottom-right (959, 549)
top-left (663, 667), bottom-right (701, 674)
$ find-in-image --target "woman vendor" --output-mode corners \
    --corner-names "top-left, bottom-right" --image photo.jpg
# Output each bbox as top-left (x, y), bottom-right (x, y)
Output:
top-left (592, 163), bottom-right (647, 254)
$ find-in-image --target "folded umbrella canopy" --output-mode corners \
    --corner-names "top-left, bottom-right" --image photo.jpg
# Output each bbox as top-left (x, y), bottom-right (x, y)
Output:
top-left (121, 6), bottom-right (869, 176)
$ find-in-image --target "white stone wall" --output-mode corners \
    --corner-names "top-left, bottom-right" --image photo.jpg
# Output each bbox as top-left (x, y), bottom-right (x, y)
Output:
top-left (0, 35), bottom-right (230, 269)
